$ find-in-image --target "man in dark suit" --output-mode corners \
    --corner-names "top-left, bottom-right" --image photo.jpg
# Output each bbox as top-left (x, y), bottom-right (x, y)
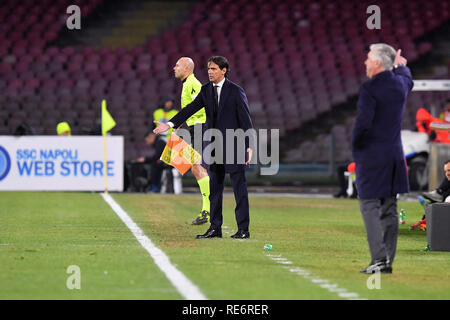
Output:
top-left (154, 56), bottom-right (254, 239)
top-left (352, 44), bottom-right (413, 274)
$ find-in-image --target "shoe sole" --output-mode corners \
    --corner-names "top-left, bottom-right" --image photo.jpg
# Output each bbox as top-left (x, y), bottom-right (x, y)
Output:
top-left (192, 220), bottom-right (208, 225)
top-left (360, 268), bottom-right (392, 274)
top-left (422, 195), bottom-right (441, 203)
top-left (230, 235), bottom-right (250, 239)
top-left (196, 235), bottom-right (222, 239)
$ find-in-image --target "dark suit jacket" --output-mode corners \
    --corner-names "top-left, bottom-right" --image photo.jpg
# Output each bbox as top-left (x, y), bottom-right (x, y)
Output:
top-left (352, 66), bottom-right (413, 199)
top-left (170, 78), bottom-right (253, 173)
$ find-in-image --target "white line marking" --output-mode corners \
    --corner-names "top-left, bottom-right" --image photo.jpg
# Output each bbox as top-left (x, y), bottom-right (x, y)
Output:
top-left (101, 193), bottom-right (207, 300)
top-left (311, 278), bottom-right (329, 284)
top-left (266, 253), bottom-right (366, 300)
top-left (220, 224), bottom-right (365, 299)
top-left (339, 292), bottom-right (361, 299)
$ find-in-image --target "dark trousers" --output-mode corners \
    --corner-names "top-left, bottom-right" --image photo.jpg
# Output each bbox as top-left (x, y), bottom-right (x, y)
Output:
top-left (359, 197), bottom-right (398, 265)
top-left (150, 162), bottom-right (164, 188)
top-left (337, 165), bottom-right (347, 193)
top-left (209, 164), bottom-right (250, 231)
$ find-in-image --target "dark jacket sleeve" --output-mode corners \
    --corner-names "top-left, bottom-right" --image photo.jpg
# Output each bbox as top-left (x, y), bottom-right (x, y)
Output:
top-left (236, 86), bottom-right (253, 131)
top-left (170, 88), bottom-right (205, 128)
top-left (394, 66), bottom-right (413, 92)
top-left (235, 86), bottom-right (254, 149)
top-left (352, 83), bottom-right (377, 150)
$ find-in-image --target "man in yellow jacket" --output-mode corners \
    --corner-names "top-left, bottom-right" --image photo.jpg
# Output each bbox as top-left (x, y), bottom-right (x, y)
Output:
top-left (173, 57), bottom-right (210, 225)
top-left (56, 122), bottom-right (71, 136)
top-left (153, 95), bottom-right (178, 137)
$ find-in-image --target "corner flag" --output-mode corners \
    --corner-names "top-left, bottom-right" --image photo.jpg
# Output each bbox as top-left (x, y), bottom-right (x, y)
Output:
top-left (102, 99), bottom-right (116, 135)
top-left (101, 99), bottom-right (116, 193)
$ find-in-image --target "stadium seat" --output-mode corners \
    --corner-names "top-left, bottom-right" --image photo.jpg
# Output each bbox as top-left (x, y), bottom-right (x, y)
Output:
top-left (1, 0), bottom-right (449, 161)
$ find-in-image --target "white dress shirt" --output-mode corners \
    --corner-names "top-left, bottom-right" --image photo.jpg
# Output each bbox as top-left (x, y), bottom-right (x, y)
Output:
top-left (213, 77), bottom-right (226, 105)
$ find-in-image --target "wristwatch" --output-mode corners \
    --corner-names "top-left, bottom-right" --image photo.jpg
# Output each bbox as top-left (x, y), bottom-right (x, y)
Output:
top-left (394, 63), bottom-right (405, 69)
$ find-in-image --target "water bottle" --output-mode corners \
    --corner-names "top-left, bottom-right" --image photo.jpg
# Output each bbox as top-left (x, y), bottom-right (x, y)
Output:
top-left (399, 209), bottom-right (406, 224)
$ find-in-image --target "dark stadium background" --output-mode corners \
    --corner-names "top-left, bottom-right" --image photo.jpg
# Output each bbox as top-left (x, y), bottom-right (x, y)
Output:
top-left (1, 0), bottom-right (449, 193)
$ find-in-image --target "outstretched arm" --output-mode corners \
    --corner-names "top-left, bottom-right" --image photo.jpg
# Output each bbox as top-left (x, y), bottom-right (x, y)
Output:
top-left (153, 89), bottom-right (205, 135)
top-left (171, 89), bottom-right (205, 127)
top-left (393, 49), bottom-right (413, 92)
top-left (153, 121), bottom-right (170, 134)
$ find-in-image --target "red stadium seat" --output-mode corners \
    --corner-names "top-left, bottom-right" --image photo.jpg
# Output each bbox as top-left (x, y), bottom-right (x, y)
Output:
top-left (1, 0), bottom-right (449, 161)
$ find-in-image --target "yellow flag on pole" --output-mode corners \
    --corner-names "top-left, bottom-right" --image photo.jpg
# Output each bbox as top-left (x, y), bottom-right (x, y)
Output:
top-left (101, 99), bottom-right (116, 193)
top-left (160, 133), bottom-right (202, 175)
top-left (101, 99), bottom-right (116, 135)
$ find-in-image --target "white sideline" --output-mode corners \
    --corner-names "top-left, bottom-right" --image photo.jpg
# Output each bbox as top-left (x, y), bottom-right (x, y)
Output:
top-left (101, 193), bottom-right (207, 300)
top-left (266, 253), bottom-right (367, 300)
top-left (223, 227), bottom-right (365, 299)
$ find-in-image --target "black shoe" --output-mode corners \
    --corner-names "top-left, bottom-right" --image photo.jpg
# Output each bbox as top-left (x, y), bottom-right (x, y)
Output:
top-left (196, 228), bottom-right (222, 239)
top-left (192, 211), bottom-right (210, 225)
top-left (360, 260), bottom-right (392, 274)
top-left (230, 230), bottom-right (250, 239)
top-left (422, 190), bottom-right (442, 203)
top-left (333, 191), bottom-right (347, 198)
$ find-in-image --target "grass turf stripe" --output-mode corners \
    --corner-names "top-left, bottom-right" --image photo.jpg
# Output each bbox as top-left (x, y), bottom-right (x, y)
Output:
top-left (101, 192), bottom-right (207, 300)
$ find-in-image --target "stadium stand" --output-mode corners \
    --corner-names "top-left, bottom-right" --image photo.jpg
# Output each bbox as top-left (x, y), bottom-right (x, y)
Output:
top-left (0, 0), bottom-right (449, 162)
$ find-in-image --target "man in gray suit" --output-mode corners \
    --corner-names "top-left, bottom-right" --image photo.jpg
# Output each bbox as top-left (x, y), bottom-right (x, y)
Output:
top-left (352, 44), bottom-right (413, 274)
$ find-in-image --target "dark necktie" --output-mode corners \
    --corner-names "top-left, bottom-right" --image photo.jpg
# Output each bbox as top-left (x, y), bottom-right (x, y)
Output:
top-left (211, 85), bottom-right (220, 158)
top-left (213, 85), bottom-right (219, 126)
top-left (213, 85), bottom-right (219, 108)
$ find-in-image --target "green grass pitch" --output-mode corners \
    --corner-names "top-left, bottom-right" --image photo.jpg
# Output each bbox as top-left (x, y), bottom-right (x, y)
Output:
top-left (0, 192), bottom-right (449, 299)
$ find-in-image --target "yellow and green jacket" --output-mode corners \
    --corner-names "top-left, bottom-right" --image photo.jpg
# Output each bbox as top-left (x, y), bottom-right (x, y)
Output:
top-left (181, 74), bottom-right (205, 127)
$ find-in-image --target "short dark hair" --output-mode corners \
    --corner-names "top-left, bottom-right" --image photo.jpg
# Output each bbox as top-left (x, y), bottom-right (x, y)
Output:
top-left (445, 160), bottom-right (450, 165)
top-left (208, 56), bottom-right (230, 77)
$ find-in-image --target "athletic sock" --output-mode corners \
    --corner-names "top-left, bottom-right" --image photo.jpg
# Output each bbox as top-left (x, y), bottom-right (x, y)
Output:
top-left (197, 176), bottom-right (210, 212)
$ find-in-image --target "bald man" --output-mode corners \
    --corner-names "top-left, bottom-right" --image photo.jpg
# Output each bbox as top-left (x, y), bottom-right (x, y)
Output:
top-left (173, 57), bottom-right (210, 225)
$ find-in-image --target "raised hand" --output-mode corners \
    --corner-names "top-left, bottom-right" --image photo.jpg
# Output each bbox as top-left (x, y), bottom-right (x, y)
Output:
top-left (394, 49), bottom-right (407, 66)
top-left (245, 148), bottom-right (253, 165)
top-left (153, 121), bottom-right (170, 134)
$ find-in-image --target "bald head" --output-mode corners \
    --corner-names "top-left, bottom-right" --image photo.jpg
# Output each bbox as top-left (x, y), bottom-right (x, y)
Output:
top-left (180, 57), bottom-right (194, 71)
top-left (174, 57), bottom-right (195, 80)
